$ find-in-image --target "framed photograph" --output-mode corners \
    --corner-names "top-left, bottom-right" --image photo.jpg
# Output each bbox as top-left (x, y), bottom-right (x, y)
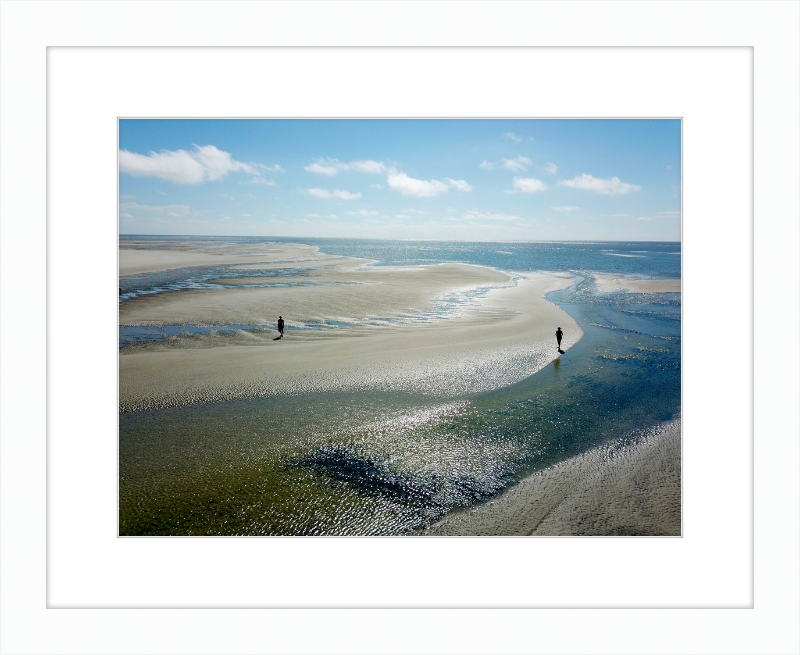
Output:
top-left (2, 1), bottom-right (797, 653)
top-left (117, 117), bottom-right (682, 542)
top-left (52, 45), bottom-right (747, 609)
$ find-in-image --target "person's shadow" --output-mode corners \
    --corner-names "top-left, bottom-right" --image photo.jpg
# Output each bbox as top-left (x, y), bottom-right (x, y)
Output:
top-left (558, 348), bottom-right (565, 354)
top-left (273, 334), bottom-right (283, 341)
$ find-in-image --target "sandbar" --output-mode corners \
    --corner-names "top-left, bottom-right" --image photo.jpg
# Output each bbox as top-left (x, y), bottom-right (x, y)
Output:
top-left (594, 273), bottom-right (681, 294)
top-left (420, 419), bottom-right (681, 536)
top-left (119, 242), bottom-right (582, 411)
top-left (120, 262), bottom-right (512, 327)
top-left (119, 241), bottom-right (331, 276)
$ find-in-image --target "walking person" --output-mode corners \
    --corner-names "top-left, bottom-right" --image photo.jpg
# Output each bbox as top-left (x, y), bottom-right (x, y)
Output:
top-left (277, 315), bottom-right (285, 339)
top-left (555, 327), bottom-right (563, 352)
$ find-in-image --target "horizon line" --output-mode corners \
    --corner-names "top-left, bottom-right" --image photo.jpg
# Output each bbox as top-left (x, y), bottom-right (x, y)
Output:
top-left (119, 233), bottom-right (682, 244)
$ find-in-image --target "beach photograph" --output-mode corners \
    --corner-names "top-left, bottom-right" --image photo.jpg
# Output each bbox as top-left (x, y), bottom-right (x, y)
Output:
top-left (119, 118), bottom-right (681, 536)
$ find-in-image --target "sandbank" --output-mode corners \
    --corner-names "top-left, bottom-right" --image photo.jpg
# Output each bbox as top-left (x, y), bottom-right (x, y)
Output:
top-left (119, 241), bottom-right (331, 276)
top-left (120, 262), bottom-right (512, 328)
top-left (420, 419), bottom-right (681, 536)
top-left (594, 273), bottom-right (681, 294)
top-left (119, 244), bottom-right (583, 411)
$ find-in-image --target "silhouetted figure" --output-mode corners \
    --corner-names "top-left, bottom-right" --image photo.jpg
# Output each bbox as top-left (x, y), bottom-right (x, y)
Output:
top-left (556, 327), bottom-right (564, 353)
top-left (278, 316), bottom-right (285, 337)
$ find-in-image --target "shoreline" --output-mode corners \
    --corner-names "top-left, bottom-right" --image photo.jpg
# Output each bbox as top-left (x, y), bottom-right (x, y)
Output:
top-left (119, 274), bottom-right (581, 411)
top-left (119, 242), bottom-right (583, 411)
top-left (419, 419), bottom-right (681, 536)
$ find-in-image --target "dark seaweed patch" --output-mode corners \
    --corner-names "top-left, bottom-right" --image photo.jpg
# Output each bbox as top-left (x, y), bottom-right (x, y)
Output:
top-left (293, 445), bottom-right (440, 506)
top-left (290, 444), bottom-right (513, 527)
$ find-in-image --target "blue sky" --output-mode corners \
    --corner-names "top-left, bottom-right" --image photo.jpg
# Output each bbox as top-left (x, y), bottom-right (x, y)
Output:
top-left (119, 119), bottom-right (681, 241)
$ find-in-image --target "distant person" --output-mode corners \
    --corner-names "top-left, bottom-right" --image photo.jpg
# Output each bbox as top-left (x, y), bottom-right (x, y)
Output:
top-left (278, 315), bottom-right (285, 337)
top-left (555, 327), bottom-right (563, 352)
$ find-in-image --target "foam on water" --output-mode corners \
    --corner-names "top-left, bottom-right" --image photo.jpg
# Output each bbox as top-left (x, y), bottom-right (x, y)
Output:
top-left (603, 253), bottom-right (646, 258)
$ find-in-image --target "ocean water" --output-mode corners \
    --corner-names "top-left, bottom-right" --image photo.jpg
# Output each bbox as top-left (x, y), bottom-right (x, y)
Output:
top-left (119, 237), bottom-right (681, 536)
top-left (120, 234), bottom-right (680, 278)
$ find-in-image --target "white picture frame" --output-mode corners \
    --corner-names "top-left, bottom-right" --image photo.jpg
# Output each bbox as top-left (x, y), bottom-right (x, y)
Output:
top-left (1, 1), bottom-right (797, 653)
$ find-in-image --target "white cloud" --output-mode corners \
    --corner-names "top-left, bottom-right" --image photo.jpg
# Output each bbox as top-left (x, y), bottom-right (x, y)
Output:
top-left (241, 213), bottom-right (251, 217)
top-left (256, 163), bottom-right (285, 173)
top-left (247, 177), bottom-right (278, 186)
top-left (387, 172), bottom-right (471, 197)
top-left (332, 190), bottom-right (361, 200)
top-left (558, 174), bottom-right (641, 195)
top-left (543, 162), bottom-right (559, 175)
top-left (502, 156), bottom-right (532, 172)
top-left (479, 160), bottom-right (496, 170)
top-left (305, 157), bottom-right (387, 176)
top-left (512, 177), bottom-right (548, 193)
top-left (503, 132), bottom-right (523, 143)
top-left (345, 209), bottom-right (380, 216)
top-left (395, 214), bottom-right (411, 219)
top-left (119, 145), bottom-right (257, 185)
top-left (350, 160), bottom-right (387, 174)
top-left (552, 206), bottom-right (579, 212)
top-left (120, 201), bottom-right (191, 216)
top-left (371, 183), bottom-right (384, 190)
top-left (466, 210), bottom-right (521, 222)
top-left (445, 178), bottom-right (472, 192)
top-left (387, 172), bottom-right (448, 197)
top-left (306, 188), bottom-right (362, 200)
top-left (305, 162), bottom-right (340, 176)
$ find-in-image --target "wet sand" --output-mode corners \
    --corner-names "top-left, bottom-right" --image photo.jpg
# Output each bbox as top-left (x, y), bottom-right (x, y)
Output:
top-left (594, 273), bottom-right (681, 294)
top-left (119, 242), bottom-right (582, 411)
top-left (420, 419), bottom-right (681, 536)
top-left (119, 241), bottom-right (329, 276)
top-left (120, 261), bottom-right (513, 327)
